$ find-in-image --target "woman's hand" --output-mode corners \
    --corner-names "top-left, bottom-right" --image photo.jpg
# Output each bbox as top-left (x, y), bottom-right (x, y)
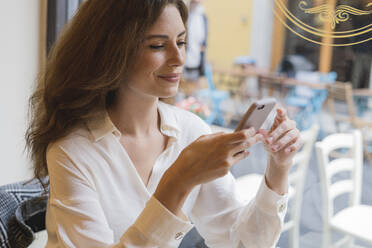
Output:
top-left (155, 128), bottom-right (262, 216)
top-left (170, 128), bottom-right (263, 189)
top-left (259, 108), bottom-right (302, 169)
top-left (258, 108), bottom-right (302, 194)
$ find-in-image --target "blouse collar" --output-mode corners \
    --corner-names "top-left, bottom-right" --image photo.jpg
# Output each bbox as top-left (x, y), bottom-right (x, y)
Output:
top-left (87, 101), bottom-right (180, 142)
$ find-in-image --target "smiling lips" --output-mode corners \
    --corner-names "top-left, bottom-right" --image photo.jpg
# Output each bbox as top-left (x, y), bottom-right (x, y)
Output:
top-left (158, 73), bottom-right (181, 83)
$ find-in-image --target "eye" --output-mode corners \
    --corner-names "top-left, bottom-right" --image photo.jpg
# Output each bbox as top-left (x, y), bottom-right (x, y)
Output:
top-left (177, 41), bottom-right (187, 47)
top-left (149, 44), bottom-right (164, 50)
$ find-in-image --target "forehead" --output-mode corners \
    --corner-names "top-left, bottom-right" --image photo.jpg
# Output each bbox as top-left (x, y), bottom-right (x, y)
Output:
top-left (147, 5), bottom-right (185, 35)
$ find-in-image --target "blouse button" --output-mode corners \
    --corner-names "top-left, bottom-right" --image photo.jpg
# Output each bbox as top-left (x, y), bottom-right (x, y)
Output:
top-left (278, 203), bottom-right (286, 213)
top-left (175, 232), bottom-right (184, 240)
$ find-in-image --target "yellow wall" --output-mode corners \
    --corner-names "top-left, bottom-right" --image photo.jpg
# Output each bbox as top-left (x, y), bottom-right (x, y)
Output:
top-left (203, 0), bottom-right (253, 68)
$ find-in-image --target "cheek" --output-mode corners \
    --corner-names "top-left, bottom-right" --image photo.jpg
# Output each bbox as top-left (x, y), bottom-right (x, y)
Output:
top-left (139, 55), bottom-right (165, 80)
top-left (127, 54), bottom-right (165, 88)
top-left (181, 48), bottom-right (186, 60)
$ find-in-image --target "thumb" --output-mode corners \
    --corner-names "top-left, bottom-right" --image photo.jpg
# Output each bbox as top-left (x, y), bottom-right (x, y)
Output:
top-left (270, 108), bottom-right (287, 133)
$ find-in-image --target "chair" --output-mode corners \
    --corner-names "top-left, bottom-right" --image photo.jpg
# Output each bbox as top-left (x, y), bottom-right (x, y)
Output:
top-left (257, 74), bottom-right (286, 99)
top-left (211, 67), bottom-right (257, 123)
top-left (212, 68), bottom-right (245, 95)
top-left (195, 64), bottom-right (229, 126)
top-left (326, 82), bottom-right (372, 161)
top-left (285, 71), bottom-right (337, 131)
top-left (235, 123), bottom-right (320, 248)
top-left (315, 130), bottom-right (372, 248)
top-left (326, 82), bottom-right (358, 128)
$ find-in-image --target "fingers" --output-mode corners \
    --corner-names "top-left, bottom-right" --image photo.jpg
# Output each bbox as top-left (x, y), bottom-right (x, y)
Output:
top-left (258, 129), bottom-right (269, 139)
top-left (231, 149), bottom-right (250, 164)
top-left (269, 129), bottom-right (300, 153)
top-left (267, 119), bottom-right (297, 144)
top-left (202, 131), bottom-right (225, 138)
top-left (198, 127), bottom-right (264, 170)
top-left (200, 128), bottom-right (260, 157)
top-left (223, 127), bottom-right (257, 144)
top-left (231, 133), bottom-right (263, 156)
top-left (283, 136), bottom-right (303, 154)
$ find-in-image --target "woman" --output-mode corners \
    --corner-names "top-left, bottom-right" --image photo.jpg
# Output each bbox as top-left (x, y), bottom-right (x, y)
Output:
top-left (26, 0), bottom-right (302, 247)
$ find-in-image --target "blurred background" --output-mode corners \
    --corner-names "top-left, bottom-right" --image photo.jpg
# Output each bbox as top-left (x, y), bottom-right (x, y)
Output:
top-left (0, 0), bottom-right (371, 247)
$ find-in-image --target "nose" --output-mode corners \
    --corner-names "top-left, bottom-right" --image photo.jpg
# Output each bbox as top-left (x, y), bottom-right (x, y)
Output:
top-left (167, 43), bottom-right (185, 68)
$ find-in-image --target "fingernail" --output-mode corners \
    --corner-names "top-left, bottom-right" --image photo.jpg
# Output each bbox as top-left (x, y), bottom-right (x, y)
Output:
top-left (272, 144), bottom-right (279, 151)
top-left (266, 137), bottom-right (273, 144)
top-left (285, 148), bottom-right (291, 153)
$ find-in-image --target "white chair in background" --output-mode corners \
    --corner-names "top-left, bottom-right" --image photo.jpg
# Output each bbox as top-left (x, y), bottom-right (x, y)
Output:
top-left (235, 124), bottom-right (319, 248)
top-left (315, 130), bottom-right (372, 248)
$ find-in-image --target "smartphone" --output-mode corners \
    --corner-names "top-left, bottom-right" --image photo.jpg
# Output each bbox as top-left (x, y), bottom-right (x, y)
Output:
top-left (235, 98), bottom-right (277, 132)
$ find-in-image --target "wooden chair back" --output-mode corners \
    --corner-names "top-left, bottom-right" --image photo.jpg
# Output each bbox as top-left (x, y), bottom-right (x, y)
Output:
top-left (326, 82), bottom-right (356, 124)
top-left (257, 74), bottom-right (285, 98)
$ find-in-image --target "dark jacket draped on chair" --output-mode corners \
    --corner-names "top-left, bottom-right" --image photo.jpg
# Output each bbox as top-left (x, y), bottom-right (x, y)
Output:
top-left (0, 179), bottom-right (48, 248)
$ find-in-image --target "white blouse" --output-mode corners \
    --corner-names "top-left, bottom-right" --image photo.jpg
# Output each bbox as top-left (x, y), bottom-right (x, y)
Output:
top-left (45, 101), bottom-right (288, 248)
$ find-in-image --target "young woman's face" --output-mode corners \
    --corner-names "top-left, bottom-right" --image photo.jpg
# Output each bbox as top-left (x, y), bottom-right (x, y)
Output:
top-left (126, 5), bottom-right (186, 98)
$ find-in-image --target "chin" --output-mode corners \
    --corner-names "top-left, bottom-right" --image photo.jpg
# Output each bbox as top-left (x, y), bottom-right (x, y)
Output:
top-left (159, 90), bottom-right (178, 99)
top-left (158, 90), bottom-right (178, 104)
top-left (158, 85), bottom-right (179, 98)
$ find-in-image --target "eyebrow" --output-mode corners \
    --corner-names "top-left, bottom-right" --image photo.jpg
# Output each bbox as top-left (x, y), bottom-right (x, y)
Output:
top-left (146, 30), bottom-right (186, 40)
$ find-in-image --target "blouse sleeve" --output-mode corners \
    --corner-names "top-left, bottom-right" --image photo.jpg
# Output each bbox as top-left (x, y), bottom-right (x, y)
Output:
top-left (189, 172), bottom-right (288, 248)
top-left (47, 144), bottom-right (193, 248)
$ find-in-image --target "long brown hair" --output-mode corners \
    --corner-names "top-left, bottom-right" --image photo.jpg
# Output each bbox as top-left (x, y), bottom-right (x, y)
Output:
top-left (26, 0), bottom-right (188, 189)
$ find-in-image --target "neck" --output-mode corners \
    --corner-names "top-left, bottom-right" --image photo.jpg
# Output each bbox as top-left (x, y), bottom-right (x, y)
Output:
top-left (107, 85), bottom-right (160, 137)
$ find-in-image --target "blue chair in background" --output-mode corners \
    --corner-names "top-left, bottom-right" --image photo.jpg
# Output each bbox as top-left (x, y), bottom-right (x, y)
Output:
top-left (196, 64), bottom-right (229, 126)
top-left (234, 55), bottom-right (256, 67)
top-left (285, 71), bottom-right (337, 131)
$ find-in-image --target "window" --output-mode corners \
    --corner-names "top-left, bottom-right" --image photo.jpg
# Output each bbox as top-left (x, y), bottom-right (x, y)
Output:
top-left (46, 0), bottom-right (83, 53)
